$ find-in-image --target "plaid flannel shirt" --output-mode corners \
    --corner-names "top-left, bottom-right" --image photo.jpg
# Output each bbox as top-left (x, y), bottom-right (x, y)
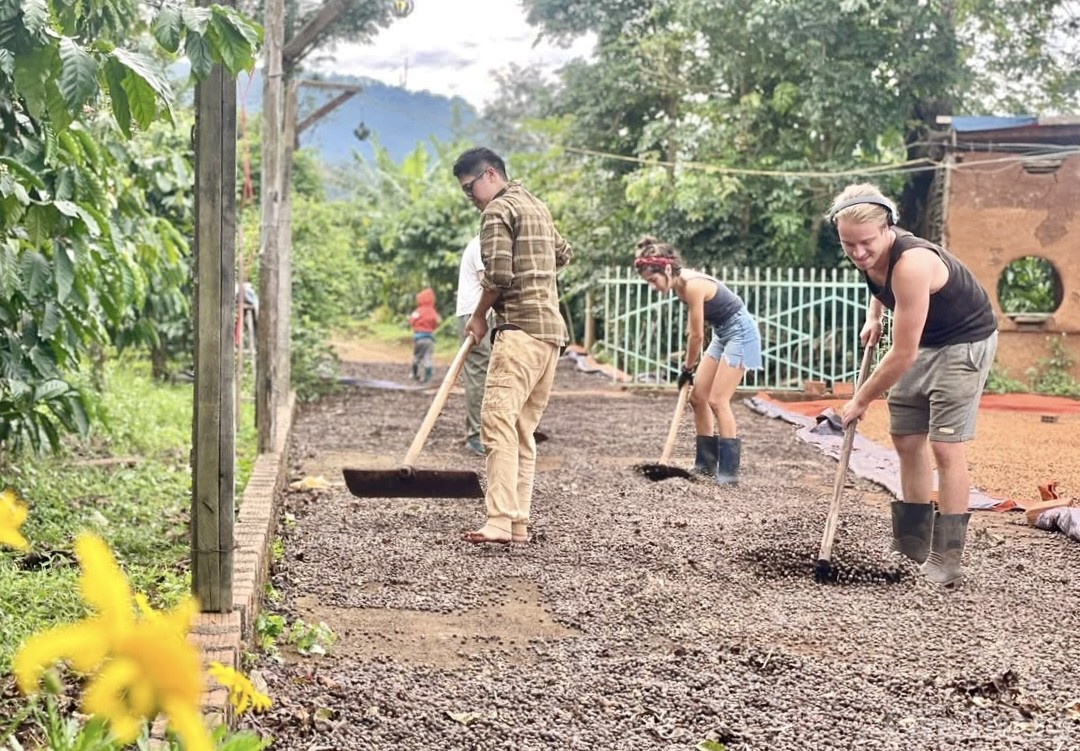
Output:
top-left (479, 182), bottom-right (573, 346)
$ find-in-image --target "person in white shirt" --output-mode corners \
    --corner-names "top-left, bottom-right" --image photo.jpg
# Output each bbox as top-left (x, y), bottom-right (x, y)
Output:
top-left (456, 234), bottom-right (491, 455)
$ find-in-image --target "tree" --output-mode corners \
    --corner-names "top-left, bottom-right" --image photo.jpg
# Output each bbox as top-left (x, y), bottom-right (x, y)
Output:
top-left (519, 0), bottom-right (1079, 272)
top-left (0, 0), bottom-right (260, 455)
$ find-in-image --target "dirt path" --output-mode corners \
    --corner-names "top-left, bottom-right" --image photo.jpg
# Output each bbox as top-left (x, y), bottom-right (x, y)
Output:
top-left (243, 346), bottom-right (1080, 750)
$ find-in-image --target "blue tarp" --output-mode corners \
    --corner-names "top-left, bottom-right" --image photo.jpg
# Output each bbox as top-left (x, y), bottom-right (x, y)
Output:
top-left (950, 116), bottom-right (1037, 132)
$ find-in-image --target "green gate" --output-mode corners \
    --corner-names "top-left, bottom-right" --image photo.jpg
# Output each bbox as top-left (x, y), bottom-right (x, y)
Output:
top-left (596, 266), bottom-right (873, 391)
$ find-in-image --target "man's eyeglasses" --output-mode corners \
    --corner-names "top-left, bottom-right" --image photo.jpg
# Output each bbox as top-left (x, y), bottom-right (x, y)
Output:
top-left (461, 168), bottom-right (488, 197)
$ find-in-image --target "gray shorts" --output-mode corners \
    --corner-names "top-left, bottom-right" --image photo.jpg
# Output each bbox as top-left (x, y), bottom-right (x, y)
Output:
top-left (887, 331), bottom-right (997, 443)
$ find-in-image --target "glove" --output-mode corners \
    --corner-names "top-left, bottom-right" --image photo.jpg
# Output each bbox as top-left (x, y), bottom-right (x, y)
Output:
top-left (677, 366), bottom-right (695, 389)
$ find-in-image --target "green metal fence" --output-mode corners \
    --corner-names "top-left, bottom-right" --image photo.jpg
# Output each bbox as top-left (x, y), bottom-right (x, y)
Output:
top-left (596, 266), bottom-right (873, 390)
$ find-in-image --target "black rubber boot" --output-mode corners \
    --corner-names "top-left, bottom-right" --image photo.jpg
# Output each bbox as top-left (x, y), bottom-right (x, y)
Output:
top-left (423, 366), bottom-right (433, 383)
top-left (410, 363), bottom-right (418, 380)
top-left (890, 501), bottom-right (935, 563)
top-left (693, 435), bottom-right (719, 476)
top-left (715, 437), bottom-right (741, 485)
top-left (920, 513), bottom-right (971, 585)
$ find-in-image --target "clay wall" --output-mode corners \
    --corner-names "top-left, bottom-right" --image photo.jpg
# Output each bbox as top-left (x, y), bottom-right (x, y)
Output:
top-left (943, 150), bottom-right (1080, 381)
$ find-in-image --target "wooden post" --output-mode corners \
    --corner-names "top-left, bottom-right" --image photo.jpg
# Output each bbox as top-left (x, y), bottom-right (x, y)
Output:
top-left (278, 78), bottom-right (298, 398)
top-left (584, 290), bottom-right (595, 350)
top-left (192, 0), bottom-right (237, 612)
top-left (257, 0), bottom-right (284, 452)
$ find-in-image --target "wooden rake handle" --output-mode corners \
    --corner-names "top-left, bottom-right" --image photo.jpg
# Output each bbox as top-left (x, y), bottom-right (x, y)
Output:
top-left (817, 343), bottom-right (876, 562)
top-left (659, 383), bottom-right (691, 465)
top-left (402, 334), bottom-right (476, 467)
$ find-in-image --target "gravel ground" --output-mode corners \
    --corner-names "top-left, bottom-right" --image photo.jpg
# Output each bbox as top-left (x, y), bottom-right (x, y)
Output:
top-left (242, 355), bottom-right (1080, 750)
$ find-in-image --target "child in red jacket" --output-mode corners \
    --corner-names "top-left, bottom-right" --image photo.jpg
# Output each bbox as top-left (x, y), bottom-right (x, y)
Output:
top-left (408, 287), bottom-right (439, 383)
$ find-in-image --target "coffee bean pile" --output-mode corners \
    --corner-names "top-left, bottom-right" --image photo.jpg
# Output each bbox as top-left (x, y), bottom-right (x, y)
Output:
top-left (247, 360), bottom-right (1080, 750)
top-left (742, 514), bottom-right (915, 585)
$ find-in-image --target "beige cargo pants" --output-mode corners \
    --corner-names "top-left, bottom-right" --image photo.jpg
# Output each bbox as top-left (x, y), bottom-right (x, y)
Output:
top-left (480, 328), bottom-right (560, 536)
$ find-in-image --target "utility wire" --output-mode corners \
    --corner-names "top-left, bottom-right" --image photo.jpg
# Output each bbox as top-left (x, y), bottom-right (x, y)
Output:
top-left (562, 144), bottom-right (1080, 180)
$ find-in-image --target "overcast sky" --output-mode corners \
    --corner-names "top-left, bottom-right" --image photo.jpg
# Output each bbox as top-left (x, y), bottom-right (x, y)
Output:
top-left (309, 0), bottom-right (595, 109)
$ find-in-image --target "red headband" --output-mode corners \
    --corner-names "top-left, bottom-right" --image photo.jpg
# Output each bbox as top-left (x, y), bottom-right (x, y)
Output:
top-left (634, 256), bottom-right (670, 269)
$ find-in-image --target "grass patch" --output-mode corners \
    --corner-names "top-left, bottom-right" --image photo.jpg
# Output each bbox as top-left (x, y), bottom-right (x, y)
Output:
top-left (0, 355), bottom-right (257, 675)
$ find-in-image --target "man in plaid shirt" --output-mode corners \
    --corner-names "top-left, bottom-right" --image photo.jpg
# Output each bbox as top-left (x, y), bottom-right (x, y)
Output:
top-left (453, 147), bottom-right (573, 545)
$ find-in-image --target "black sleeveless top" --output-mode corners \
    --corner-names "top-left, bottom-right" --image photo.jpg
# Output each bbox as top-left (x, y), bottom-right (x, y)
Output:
top-left (699, 275), bottom-right (743, 328)
top-left (864, 230), bottom-right (996, 347)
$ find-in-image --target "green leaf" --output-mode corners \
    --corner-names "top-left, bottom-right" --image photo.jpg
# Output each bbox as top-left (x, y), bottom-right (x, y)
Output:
top-left (111, 48), bottom-right (172, 100)
top-left (23, 204), bottom-right (55, 247)
top-left (20, 250), bottom-right (49, 297)
top-left (72, 129), bottom-right (102, 167)
top-left (120, 68), bottom-right (157, 130)
top-left (0, 156), bottom-right (46, 190)
top-left (58, 37), bottom-right (99, 110)
top-left (111, 47), bottom-right (173, 124)
top-left (12, 44), bottom-right (55, 119)
top-left (184, 30), bottom-right (212, 80)
top-left (20, 0), bottom-right (48, 36)
top-left (39, 301), bottom-right (60, 338)
top-left (73, 205), bottom-right (101, 237)
top-left (54, 168), bottom-right (75, 199)
top-left (69, 392), bottom-right (89, 434)
top-left (208, 12), bottom-right (255, 73)
top-left (152, 5), bottom-right (183, 53)
top-left (7, 379), bottom-right (31, 399)
top-left (180, 4), bottom-right (211, 34)
top-left (53, 199), bottom-right (78, 218)
top-left (54, 244), bottom-right (74, 301)
top-left (0, 48), bottom-right (13, 76)
top-left (213, 5), bottom-right (262, 47)
top-left (33, 378), bottom-right (68, 401)
top-left (44, 78), bottom-right (73, 131)
top-left (105, 58), bottom-right (131, 136)
top-left (40, 415), bottom-right (61, 452)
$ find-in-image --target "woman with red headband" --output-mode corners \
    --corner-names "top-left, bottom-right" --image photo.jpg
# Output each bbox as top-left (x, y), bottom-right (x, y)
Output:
top-left (634, 236), bottom-right (762, 484)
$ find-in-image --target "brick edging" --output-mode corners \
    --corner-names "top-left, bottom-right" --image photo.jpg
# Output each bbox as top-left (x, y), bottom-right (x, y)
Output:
top-left (187, 391), bottom-right (297, 727)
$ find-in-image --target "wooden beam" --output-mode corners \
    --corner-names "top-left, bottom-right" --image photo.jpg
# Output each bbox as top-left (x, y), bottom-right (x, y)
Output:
top-left (192, 0), bottom-right (237, 613)
top-left (282, 0), bottom-right (349, 68)
top-left (278, 79), bottom-right (298, 404)
top-left (296, 79), bottom-right (362, 91)
top-left (257, 0), bottom-right (284, 452)
top-left (296, 88), bottom-right (361, 138)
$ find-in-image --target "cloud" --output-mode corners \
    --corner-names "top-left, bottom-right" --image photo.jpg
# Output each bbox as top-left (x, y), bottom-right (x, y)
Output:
top-left (308, 0), bottom-right (595, 108)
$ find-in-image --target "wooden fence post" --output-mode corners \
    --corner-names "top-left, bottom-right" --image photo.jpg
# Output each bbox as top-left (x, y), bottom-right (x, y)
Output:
top-left (192, 0), bottom-right (238, 612)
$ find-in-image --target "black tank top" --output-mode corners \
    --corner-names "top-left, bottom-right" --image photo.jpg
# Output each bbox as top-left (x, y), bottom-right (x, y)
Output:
top-left (865, 230), bottom-right (996, 347)
top-left (698, 275), bottom-right (744, 328)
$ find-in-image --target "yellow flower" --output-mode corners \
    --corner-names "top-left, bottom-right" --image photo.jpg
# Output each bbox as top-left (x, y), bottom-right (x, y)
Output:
top-left (0, 488), bottom-right (29, 551)
top-left (209, 661), bottom-right (272, 715)
top-left (13, 533), bottom-right (211, 751)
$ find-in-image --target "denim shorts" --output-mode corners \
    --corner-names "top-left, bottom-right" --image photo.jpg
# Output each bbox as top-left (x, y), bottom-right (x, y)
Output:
top-left (705, 308), bottom-right (763, 370)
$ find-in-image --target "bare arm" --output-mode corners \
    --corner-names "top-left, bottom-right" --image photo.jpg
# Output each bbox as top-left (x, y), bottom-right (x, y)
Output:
top-left (464, 287), bottom-right (500, 344)
top-left (861, 297), bottom-right (885, 346)
top-left (681, 278), bottom-right (710, 370)
top-left (843, 250), bottom-right (938, 426)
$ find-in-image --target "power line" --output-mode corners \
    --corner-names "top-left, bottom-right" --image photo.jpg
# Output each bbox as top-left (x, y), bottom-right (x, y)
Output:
top-left (561, 144), bottom-right (1080, 181)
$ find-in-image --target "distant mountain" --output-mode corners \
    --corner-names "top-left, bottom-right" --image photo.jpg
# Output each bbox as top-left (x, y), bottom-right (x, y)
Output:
top-left (236, 71), bottom-right (478, 165)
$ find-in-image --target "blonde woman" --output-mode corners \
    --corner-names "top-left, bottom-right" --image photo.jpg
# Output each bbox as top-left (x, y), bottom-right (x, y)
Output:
top-left (633, 237), bottom-right (762, 484)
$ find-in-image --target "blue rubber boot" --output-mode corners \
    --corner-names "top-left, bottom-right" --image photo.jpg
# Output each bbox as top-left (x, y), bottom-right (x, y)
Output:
top-left (693, 435), bottom-right (719, 476)
top-left (715, 437), bottom-right (741, 485)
